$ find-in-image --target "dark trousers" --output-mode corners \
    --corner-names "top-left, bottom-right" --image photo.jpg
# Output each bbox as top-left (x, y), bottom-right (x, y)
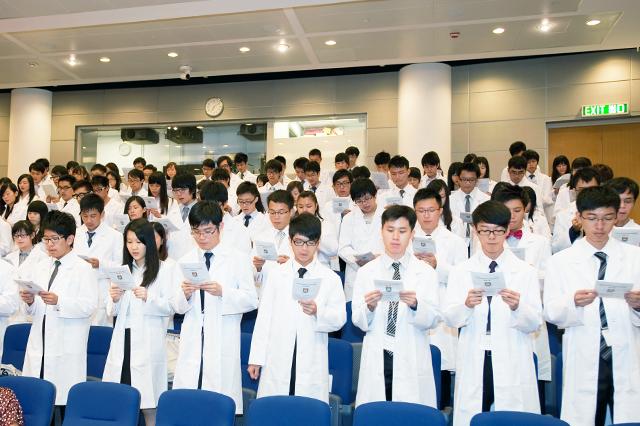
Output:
top-left (383, 350), bottom-right (393, 401)
top-left (198, 331), bottom-right (204, 389)
top-left (441, 370), bottom-right (452, 408)
top-left (482, 351), bottom-right (494, 412)
top-left (120, 328), bottom-right (132, 385)
top-left (595, 355), bottom-right (614, 426)
top-left (40, 317), bottom-right (46, 379)
top-left (289, 341), bottom-right (297, 395)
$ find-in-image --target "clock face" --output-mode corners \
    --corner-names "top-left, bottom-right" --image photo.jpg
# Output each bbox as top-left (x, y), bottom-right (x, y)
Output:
top-left (118, 143), bottom-right (131, 156)
top-left (205, 97), bottom-right (224, 117)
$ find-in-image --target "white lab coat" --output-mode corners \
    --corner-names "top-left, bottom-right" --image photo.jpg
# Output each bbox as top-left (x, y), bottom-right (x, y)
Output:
top-left (252, 225), bottom-right (293, 292)
top-left (0, 260), bottom-right (18, 358)
top-left (102, 261), bottom-right (176, 409)
top-left (338, 205), bottom-right (385, 301)
top-left (22, 253), bottom-right (98, 405)
top-left (444, 250), bottom-right (542, 426)
top-left (544, 238), bottom-right (640, 425)
top-left (5, 246), bottom-right (48, 324)
top-left (0, 220), bottom-right (12, 257)
top-left (171, 245), bottom-right (258, 414)
top-left (378, 184), bottom-right (417, 208)
top-left (552, 202), bottom-right (578, 254)
top-left (56, 198), bottom-right (81, 226)
top-left (249, 259), bottom-right (346, 402)
top-left (103, 197), bottom-right (125, 229)
top-left (221, 213), bottom-right (252, 255)
top-left (317, 218), bottom-right (338, 269)
top-left (167, 201), bottom-right (196, 260)
top-left (2, 203), bottom-right (27, 226)
top-left (352, 253), bottom-right (441, 407)
top-left (233, 211), bottom-right (270, 240)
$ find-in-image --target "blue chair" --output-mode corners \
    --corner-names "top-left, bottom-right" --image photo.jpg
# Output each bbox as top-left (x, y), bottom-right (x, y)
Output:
top-left (0, 376), bottom-right (55, 426)
top-left (430, 344), bottom-right (442, 409)
top-left (547, 322), bottom-right (562, 356)
top-left (241, 309), bottom-right (258, 334)
top-left (353, 401), bottom-right (446, 426)
top-left (556, 352), bottom-right (563, 414)
top-left (240, 332), bottom-right (259, 392)
top-left (471, 411), bottom-right (569, 425)
top-left (63, 382), bottom-right (140, 425)
top-left (328, 338), bottom-right (353, 405)
top-left (1, 323), bottom-right (31, 370)
top-left (156, 389), bottom-right (235, 426)
top-left (611, 424), bottom-right (640, 425)
top-left (246, 395), bottom-right (331, 426)
top-left (87, 325), bottom-right (113, 380)
top-left (341, 302), bottom-right (365, 343)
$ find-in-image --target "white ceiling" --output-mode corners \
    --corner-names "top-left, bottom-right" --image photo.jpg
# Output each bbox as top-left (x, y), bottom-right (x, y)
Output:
top-left (0, 0), bottom-right (638, 89)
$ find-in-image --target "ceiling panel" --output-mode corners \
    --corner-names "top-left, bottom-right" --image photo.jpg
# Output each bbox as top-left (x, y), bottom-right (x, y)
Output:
top-left (0, 0), bottom-right (200, 18)
top-left (0, 57), bottom-right (72, 84)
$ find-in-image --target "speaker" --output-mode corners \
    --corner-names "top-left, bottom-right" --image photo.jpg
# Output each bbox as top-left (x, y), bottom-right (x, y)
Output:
top-left (238, 123), bottom-right (267, 141)
top-left (166, 127), bottom-right (203, 144)
top-left (120, 128), bottom-right (159, 144)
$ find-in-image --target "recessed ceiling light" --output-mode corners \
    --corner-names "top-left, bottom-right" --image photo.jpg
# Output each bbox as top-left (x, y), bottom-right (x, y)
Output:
top-left (99, 57), bottom-right (111, 63)
top-left (492, 27), bottom-right (505, 34)
top-left (223, 144), bottom-right (229, 148)
top-left (245, 123), bottom-right (253, 126)
top-left (173, 127), bottom-right (178, 130)
top-left (66, 54), bottom-right (78, 66)
top-left (28, 62), bottom-right (38, 68)
top-left (325, 40), bottom-right (337, 46)
top-left (538, 19), bottom-right (552, 32)
top-left (239, 46), bottom-right (251, 53)
top-left (277, 43), bottom-right (289, 53)
top-left (196, 125), bottom-right (204, 129)
top-left (586, 19), bottom-right (601, 26)
top-left (167, 52), bottom-right (178, 58)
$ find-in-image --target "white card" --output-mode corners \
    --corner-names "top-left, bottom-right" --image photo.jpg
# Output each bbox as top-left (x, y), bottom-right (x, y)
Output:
top-left (553, 174), bottom-right (571, 189)
top-left (355, 252), bottom-right (375, 263)
top-left (332, 197), bottom-right (350, 214)
top-left (385, 195), bottom-right (402, 206)
top-left (255, 241), bottom-right (278, 261)
top-left (510, 247), bottom-right (526, 261)
top-left (112, 214), bottom-right (130, 233)
top-left (141, 196), bottom-right (159, 210)
top-left (412, 237), bottom-right (436, 254)
top-left (292, 277), bottom-right (322, 301)
top-left (460, 212), bottom-right (473, 224)
top-left (611, 227), bottom-right (640, 247)
top-left (374, 279), bottom-right (403, 302)
top-left (477, 178), bottom-right (490, 193)
top-left (180, 262), bottom-right (211, 285)
top-left (46, 203), bottom-right (59, 211)
top-left (595, 280), bottom-right (633, 299)
top-left (41, 184), bottom-right (58, 198)
top-left (104, 266), bottom-right (136, 290)
top-left (157, 217), bottom-right (180, 232)
top-left (471, 271), bottom-right (506, 297)
top-left (370, 172), bottom-right (389, 190)
top-left (15, 279), bottom-right (45, 294)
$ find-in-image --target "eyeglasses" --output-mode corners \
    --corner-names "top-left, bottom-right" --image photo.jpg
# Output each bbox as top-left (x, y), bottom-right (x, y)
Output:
top-left (509, 170), bottom-right (526, 176)
top-left (354, 195), bottom-right (374, 205)
top-left (42, 235), bottom-right (65, 244)
top-left (292, 239), bottom-right (319, 247)
top-left (268, 209), bottom-right (290, 216)
top-left (580, 214), bottom-right (617, 224)
top-left (334, 180), bottom-right (351, 188)
top-left (459, 178), bottom-right (477, 183)
top-left (13, 233), bottom-right (30, 239)
top-left (73, 192), bottom-right (91, 200)
top-left (58, 186), bottom-right (72, 191)
top-left (92, 186), bottom-right (105, 192)
top-left (191, 227), bottom-right (218, 237)
top-left (237, 198), bottom-right (256, 206)
top-left (476, 229), bottom-right (507, 236)
top-left (127, 178), bottom-right (142, 183)
top-left (416, 208), bottom-right (440, 215)
top-left (172, 188), bottom-right (189, 194)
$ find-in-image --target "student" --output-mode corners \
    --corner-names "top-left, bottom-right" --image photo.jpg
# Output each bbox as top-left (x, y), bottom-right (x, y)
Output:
top-left (167, 174), bottom-right (198, 259)
top-left (164, 162), bottom-right (177, 182)
top-left (212, 168), bottom-right (239, 215)
top-left (142, 164), bottom-right (157, 183)
top-left (521, 186), bottom-right (552, 240)
top-left (444, 201), bottom-right (542, 426)
top-left (256, 174), bottom-right (268, 188)
top-left (123, 169), bottom-right (146, 197)
top-left (503, 156), bottom-right (545, 213)
top-left (374, 151), bottom-right (391, 175)
top-left (234, 182), bottom-right (270, 237)
top-left (346, 146), bottom-right (360, 169)
top-left (133, 157), bottom-right (146, 171)
top-left (56, 175), bottom-right (81, 226)
top-left (74, 194), bottom-right (123, 326)
top-left (0, 183), bottom-right (27, 225)
top-left (554, 156), bottom-right (592, 216)
top-left (72, 180), bottom-right (93, 203)
top-left (412, 189), bottom-right (467, 406)
top-left (523, 149), bottom-right (554, 217)
top-left (66, 161), bottom-right (80, 174)
top-left (90, 163), bottom-right (108, 177)
top-left (16, 174), bottom-right (38, 206)
top-left (304, 161), bottom-right (332, 206)
top-left (69, 165), bottom-right (90, 183)
top-left (5, 220), bottom-right (47, 270)
top-left (552, 167), bottom-right (601, 253)
top-left (146, 171), bottom-right (179, 222)
top-left (234, 153), bottom-right (256, 184)
top-left (380, 155), bottom-right (416, 208)
top-left (474, 156), bottom-right (497, 194)
top-left (273, 155), bottom-right (292, 186)
top-left (125, 196), bottom-right (147, 221)
top-left (29, 161), bottom-right (48, 200)
top-left (551, 155), bottom-right (571, 185)
top-left (287, 181), bottom-right (304, 204)
top-left (338, 178), bottom-right (385, 301)
top-left (103, 219), bottom-right (175, 425)
top-left (449, 162), bottom-right (490, 245)
top-left (352, 205), bottom-right (440, 406)
top-left (295, 192), bottom-right (338, 270)
top-left (499, 141), bottom-right (528, 182)
top-left (248, 213), bottom-right (346, 401)
top-left (19, 210), bottom-right (98, 410)
top-left (259, 159), bottom-right (286, 193)
top-left (319, 169), bottom-right (354, 240)
top-left (447, 162), bottom-right (463, 191)
top-left (26, 200), bottom-right (48, 243)
top-left (420, 151), bottom-right (444, 188)
top-left (351, 166), bottom-right (371, 181)
top-left (308, 149), bottom-right (332, 185)
top-left (408, 167), bottom-right (421, 189)
top-left (91, 175), bottom-right (124, 229)
top-left (426, 180), bottom-right (466, 239)
top-left (544, 186), bottom-right (640, 425)
top-left (292, 157), bottom-right (309, 186)
top-left (334, 152), bottom-right (349, 171)
top-left (604, 177), bottom-right (639, 229)
top-left (219, 156), bottom-right (242, 191)
top-left (171, 201), bottom-right (258, 415)
top-left (108, 170), bottom-right (124, 194)
top-left (0, 228), bottom-right (18, 356)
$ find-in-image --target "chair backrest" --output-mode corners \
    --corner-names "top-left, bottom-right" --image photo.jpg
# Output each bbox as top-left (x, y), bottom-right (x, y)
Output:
top-left (246, 395), bottom-right (331, 426)
top-left (341, 302), bottom-right (365, 343)
top-left (353, 401), bottom-right (446, 426)
top-left (429, 344), bottom-right (442, 409)
top-left (555, 351), bottom-right (563, 414)
top-left (328, 337), bottom-right (353, 404)
top-left (241, 332), bottom-right (259, 391)
top-left (351, 342), bottom-right (362, 404)
top-left (86, 326), bottom-right (113, 379)
top-left (0, 376), bottom-right (55, 426)
top-left (63, 382), bottom-right (140, 426)
top-left (156, 389), bottom-right (235, 426)
top-left (1, 323), bottom-right (31, 370)
top-left (241, 309), bottom-right (258, 334)
top-left (471, 411), bottom-right (569, 426)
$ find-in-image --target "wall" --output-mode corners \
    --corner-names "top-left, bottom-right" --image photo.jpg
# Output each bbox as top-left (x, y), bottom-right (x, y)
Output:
top-left (451, 49), bottom-right (640, 175)
top-left (0, 94), bottom-right (9, 177)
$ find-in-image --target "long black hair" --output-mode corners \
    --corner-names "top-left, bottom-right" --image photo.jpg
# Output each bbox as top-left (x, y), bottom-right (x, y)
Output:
top-left (296, 190), bottom-right (323, 220)
top-left (151, 221), bottom-right (168, 261)
top-left (447, 162), bottom-right (463, 190)
top-left (148, 172), bottom-right (170, 215)
top-left (124, 196), bottom-right (147, 219)
top-left (17, 174), bottom-right (36, 204)
top-left (123, 219), bottom-right (160, 288)
top-left (551, 155), bottom-right (571, 184)
top-left (0, 183), bottom-right (18, 220)
top-left (426, 179), bottom-right (453, 231)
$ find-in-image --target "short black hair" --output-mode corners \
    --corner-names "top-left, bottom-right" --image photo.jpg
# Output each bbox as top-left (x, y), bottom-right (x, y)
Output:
top-left (143, 164), bottom-right (157, 172)
top-left (212, 168), bottom-right (230, 183)
top-left (29, 162), bottom-right (46, 174)
top-left (202, 158), bottom-right (216, 169)
top-left (308, 148), bottom-right (321, 158)
top-left (351, 166), bottom-right (370, 180)
top-left (409, 167), bottom-right (421, 180)
top-left (304, 161), bottom-right (321, 174)
top-left (332, 169), bottom-right (353, 184)
top-left (293, 157), bottom-right (309, 170)
top-left (388, 155), bottom-right (409, 169)
top-left (473, 156), bottom-right (491, 179)
top-left (491, 183), bottom-right (528, 207)
top-left (604, 177), bottom-right (639, 200)
top-left (234, 152), bottom-right (248, 164)
top-left (42, 210), bottom-right (77, 239)
top-left (374, 151), bottom-right (390, 166)
top-left (457, 162), bottom-right (480, 178)
top-left (189, 200), bottom-right (224, 228)
top-left (472, 200), bottom-right (511, 228)
top-left (51, 165), bottom-right (68, 177)
top-left (507, 155), bottom-right (527, 170)
top-left (381, 205), bottom-right (417, 230)
top-left (463, 153), bottom-right (477, 163)
top-left (66, 161), bottom-right (79, 171)
top-left (80, 193), bottom-right (104, 214)
top-left (350, 178), bottom-right (377, 200)
top-left (576, 186), bottom-right (620, 214)
top-left (289, 212), bottom-right (322, 241)
top-left (345, 146), bottom-right (360, 157)
top-left (90, 164), bottom-right (108, 174)
top-left (334, 152), bottom-right (349, 164)
top-left (592, 164), bottom-right (614, 183)
top-left (267, 189), bottom-right (294, 210)
top-left (72, 180), bottom-right (92, 193)
top-left (217, 155), bottom-right (233, 168)
top-left (133, 157), bottom-right (147, 167)
top-left (199, 181), bottom-right (228, 205)
top-left (509, 141), bottom-right (527, 156)
top-left (172, 173), bottom-right (197, 196)
top-left (27, 200), bottom-right (48, 219)
top-left (571, 157), bottom-right (592, 170)
top-left (571, 167), bottom-right (601, 188)
top-left (128, 168), bottom-right (144, 181)
top-left (12, 220), bottom-right (34, 238)
top-left (522, 149), bottom-right (540, 163)
top-left (256, 174), bottom-right (268, 185)
top-left (35, 158), bottom-right (50, 169)
top-left (413, 188), bottom-right (442, 208)
top-left (58, 174), bottom-right (77, 186)
top-left (265, 159), bottom-right (283, 173)
top-left (273, 155), bottom-right (286, 167)
top-left (421, 151), bottom-right (440, 167)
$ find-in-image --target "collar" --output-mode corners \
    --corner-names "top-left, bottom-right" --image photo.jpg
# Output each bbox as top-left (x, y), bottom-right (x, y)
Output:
top-left (574, 236), bottom-right (617, 259)
top-left (55, 251), bottom-right (74, 267)
top-left (292, 257), bottom-right (317, 274)
top-left (272, 225), bottom-right (289, 236)
top-left (182, 199), bottom-right (197, 209)
top-left (477, 248), bottom-right (509, 270)
top-left (417, 223), bottom-right (443, 238)
top-left (380, 251), bottom-right (411, 270)
top-left (198, 244), bottom-right (222, 259)
top-left (131, 261), bottom-right (146, 273)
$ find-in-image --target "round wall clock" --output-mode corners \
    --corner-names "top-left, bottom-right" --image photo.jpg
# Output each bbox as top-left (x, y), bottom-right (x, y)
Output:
top-left (205, 97), bottom-right (224, 117)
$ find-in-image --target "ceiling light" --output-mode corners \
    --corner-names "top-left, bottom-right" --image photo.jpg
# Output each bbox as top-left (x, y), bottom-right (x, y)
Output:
top-left (538, 19), bottom-right (552, 32)
top-left (245, 123), bottom-right (253, 126)
top-left (99, 57), bottom-right (111, 63)
top-left (167, 126), bottom-right (172, 129)
top-left (239, 46), bottom-right (251, 53)
top-left (277, 43), bottom-right (289, 53)
top-left (28, 62), bottom-right (38, 68)
top-left (492, 27), bottom-right (505, 34)
top-left (325, 40), bottom-right (337, 46)
top-left (173, 126), bottom-right (178, 130)
top-left (196, 125), bottom-right (204, 129)
top-left (167, 52), bottom-right (178, 58)
top-left (66, 54), bottom-right (78, 66)
top-left (223, 144), bottom-right (229, 148)
top-left (586, 19), bottom-right (601, 26)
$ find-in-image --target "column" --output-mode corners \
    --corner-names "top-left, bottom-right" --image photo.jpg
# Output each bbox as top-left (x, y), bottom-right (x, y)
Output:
top-left (8, 88), bottom-right (52, 180)
top-left (398, 63), bottom-right (452, 169)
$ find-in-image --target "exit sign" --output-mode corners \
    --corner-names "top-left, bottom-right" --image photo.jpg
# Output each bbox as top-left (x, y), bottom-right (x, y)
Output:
top-left (581, 103), bottom-right (629, 117)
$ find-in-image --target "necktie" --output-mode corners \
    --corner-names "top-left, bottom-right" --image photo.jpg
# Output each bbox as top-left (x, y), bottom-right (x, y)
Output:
top-left (41, 259), bottom-right (61, 379)
top-left (508, 230), bottom-right (523, 240)
top-left (202, 252), bottom-right (213, 313)
top-left (18, 251), bottom-right (28, 266)
top-left (276, 230), bottom-right (287, 248)
top-left (181, 206), bottom-right (189, 222)
top-left (465, 194), bottom-right (471, 237)
top-left (244, 215), bottom-right (251, 227)
top-left (48, 260), bottom-right (61, 291)
top-left (486, 260), bottom-right (497, 334)
top-left (399, 189), bottom-right (405, 199)
top-left (87, 231), bottom-right (96, 247)
top-left (63, 201), bottom-right (68, 208)
top-left (594, 252), bottom-right (611, 361)
top-left (240, 172), bottom-right (244, 180)
top-left (298, 268), bottom-right (307, 278)
top-left (311, 186), bottom-right (317, 193)
top-left (386, 262), bottom-right (401, 339)
top-left (529, 174), bottom-right (536, 182)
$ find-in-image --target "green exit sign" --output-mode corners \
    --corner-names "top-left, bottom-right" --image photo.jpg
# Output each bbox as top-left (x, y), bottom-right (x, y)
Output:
top-left (582, 103), bottom-right (629, 117)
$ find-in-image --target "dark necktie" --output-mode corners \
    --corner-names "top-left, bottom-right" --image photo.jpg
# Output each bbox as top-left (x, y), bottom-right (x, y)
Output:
top-left (290, 267), bottom-right (307, 395)
top-left (18, 251), bottom-right (28, 266)
top-left (41, 260), bottom-right (61, 379)
top-left (244, 215), bottom-right (251, 227)
top-left (399, 189), bottom-right (405, 199)
top-left (63, 201), bottom-right (68, 208)
top-left (240, 172), bottom-right (244, 180)
top-left (465, 194), bottom-right (471, 237)
top-left (48, 260), bottom-right (61, 291)
top-left (486, 260), bottom-right (497, 334)
top-left (202, 252), bottom-right (213, 313)
top-left (87, 232), bottom-right (95, 247)
top-left (386, 262), bottom-right (401, 339)
top-left (529, 174), bottom-right (536, 182)
top-left (181, 206), bottom-right (190, 222)
top-left (298, 268), bottom-right (307, 278)
top-left (311, 186), bottom-right (317, 193)
top-left (594, 252), bottom-right (611, 361)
